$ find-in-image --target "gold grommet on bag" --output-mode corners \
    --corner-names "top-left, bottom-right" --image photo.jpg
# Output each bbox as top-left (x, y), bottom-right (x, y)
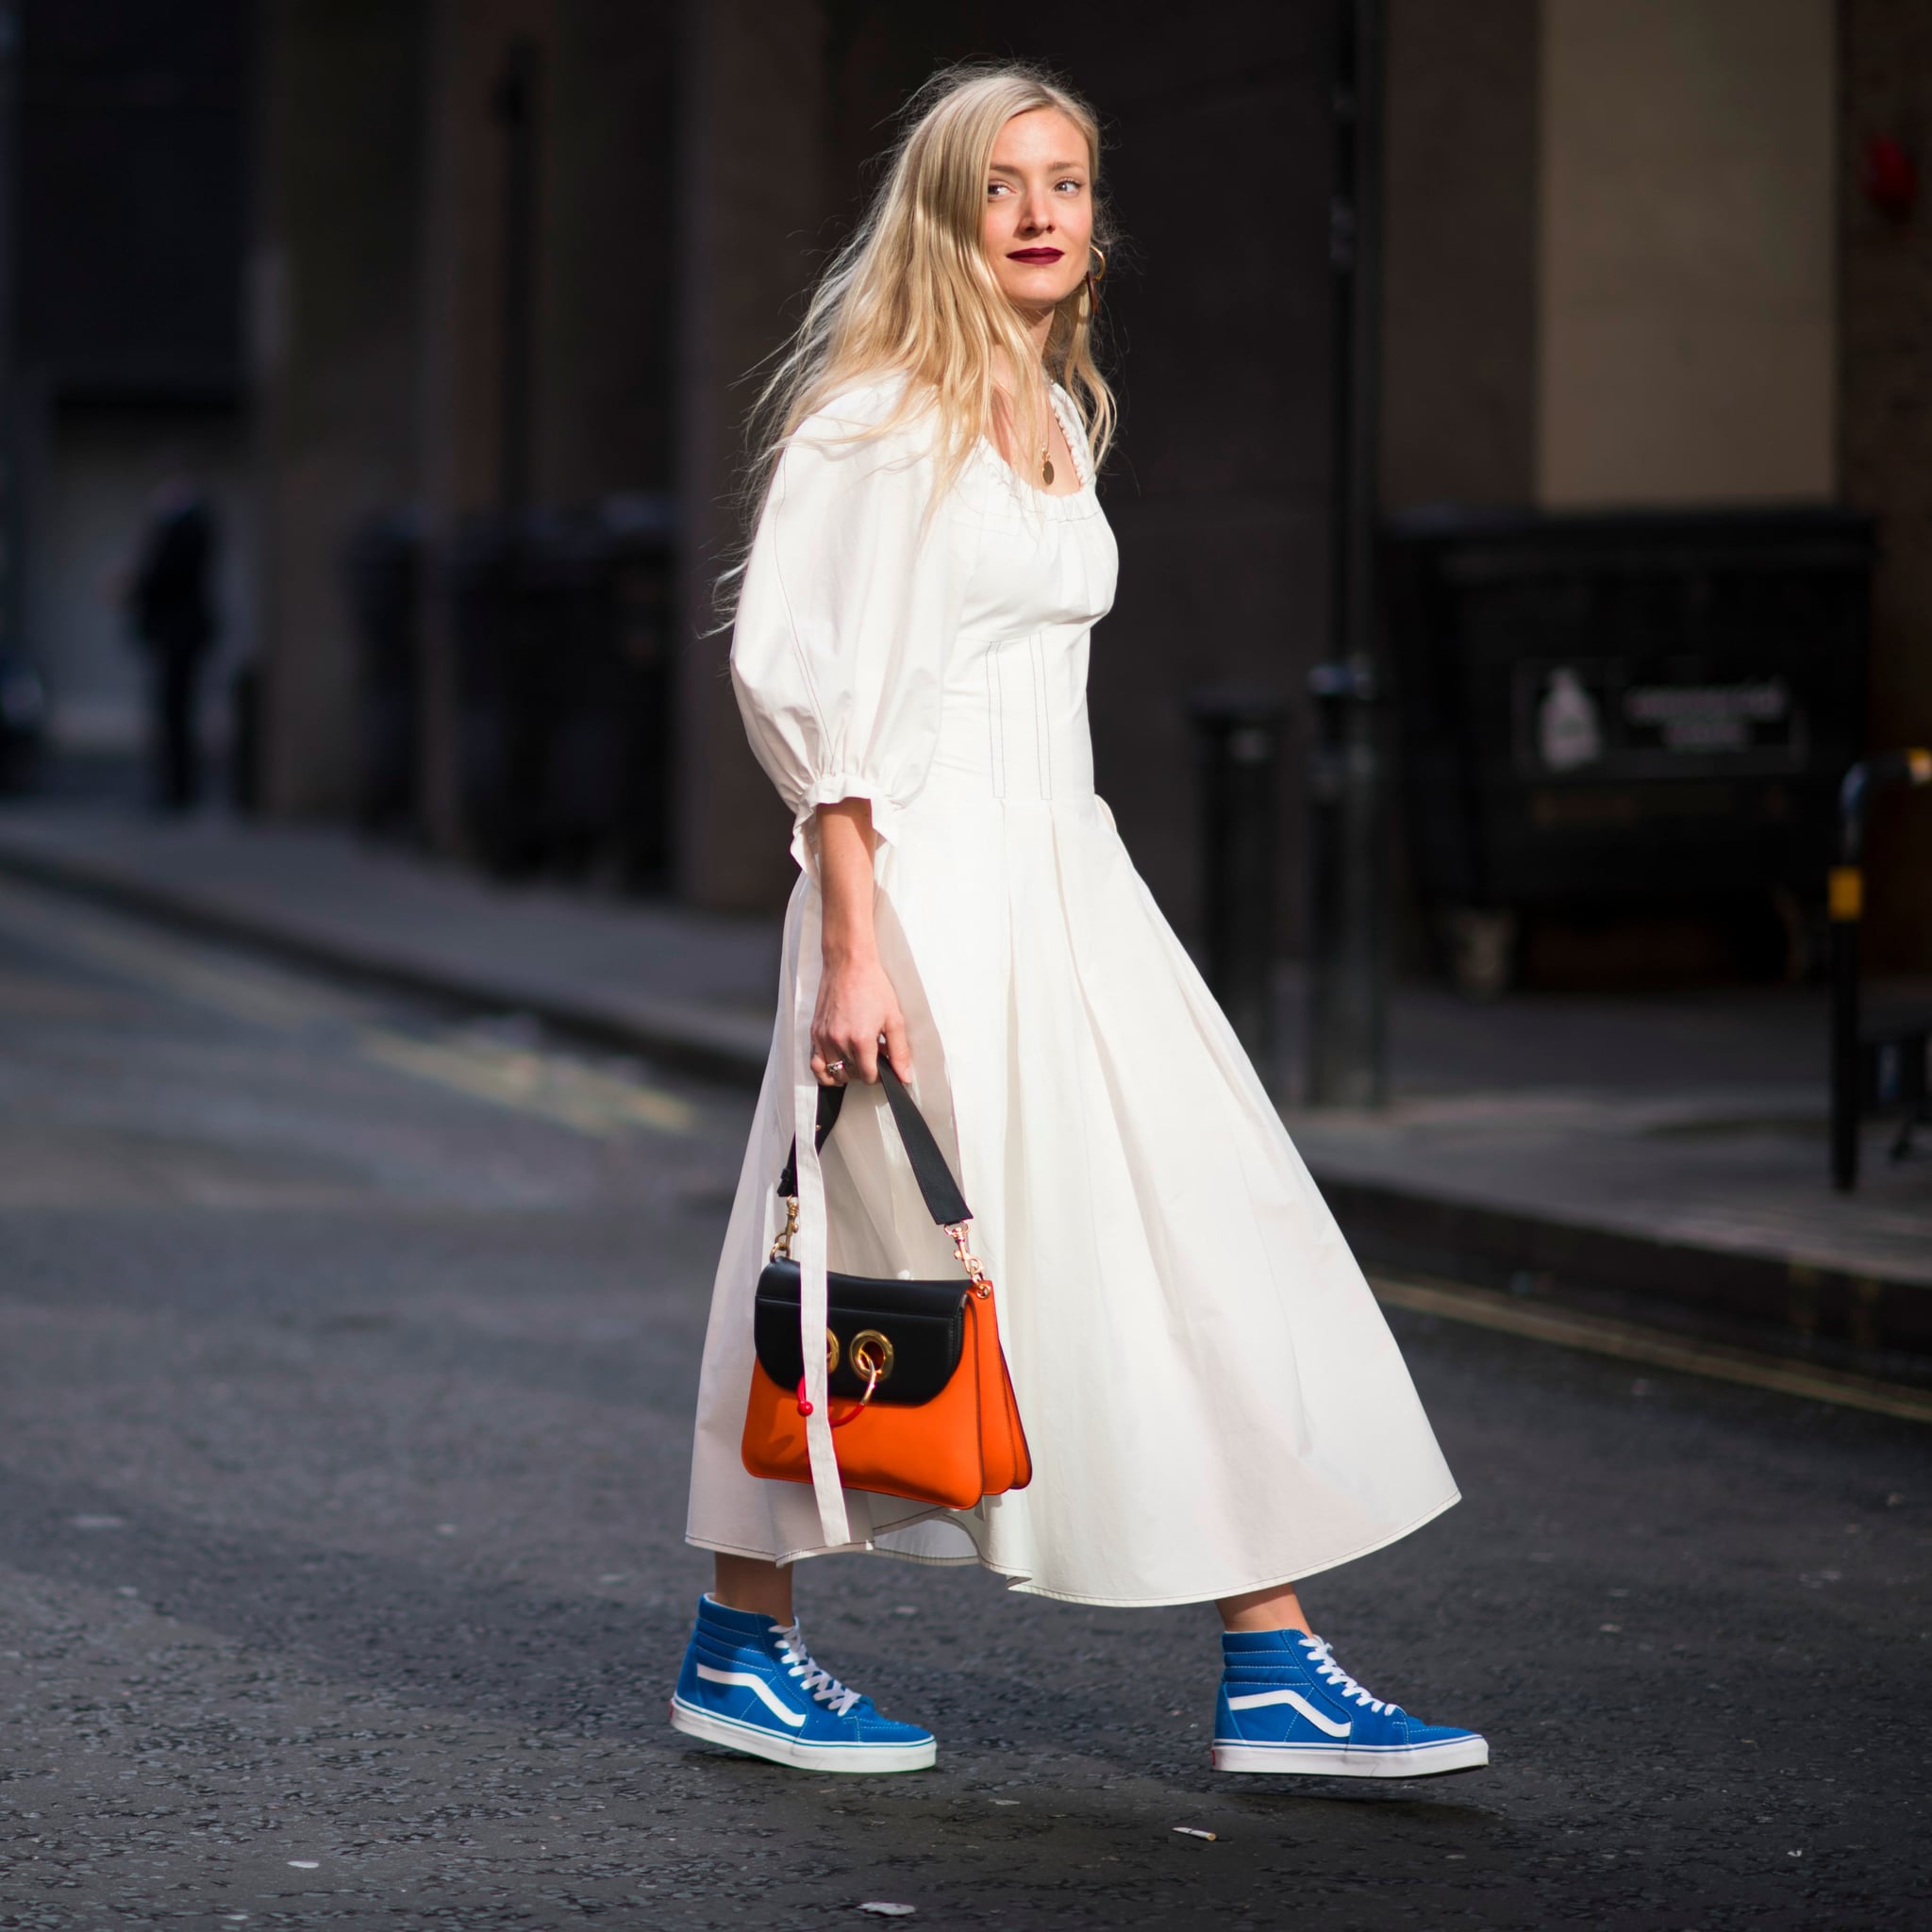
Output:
top-left (850, 1330), bottom-right (894, 1384)
top-left (824, 1328), bottom-right (841, 1375)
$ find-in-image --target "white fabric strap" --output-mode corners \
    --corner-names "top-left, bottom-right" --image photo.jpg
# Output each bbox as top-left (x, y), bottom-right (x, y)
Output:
top-left (791, 889), bottom-right (851, 1547)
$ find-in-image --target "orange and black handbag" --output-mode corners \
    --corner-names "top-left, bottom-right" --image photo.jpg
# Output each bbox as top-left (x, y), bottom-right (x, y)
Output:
top-left (740, 1058), bottom-right (1032, 1511)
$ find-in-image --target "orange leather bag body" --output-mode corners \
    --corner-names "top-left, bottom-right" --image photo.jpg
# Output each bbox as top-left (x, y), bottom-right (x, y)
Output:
top-left (740, 1061), bottom-right (1031, 1512)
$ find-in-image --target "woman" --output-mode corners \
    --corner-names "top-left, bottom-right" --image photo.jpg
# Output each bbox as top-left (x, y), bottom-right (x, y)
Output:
top-left (675, 63), bottom-right (1486, 1780)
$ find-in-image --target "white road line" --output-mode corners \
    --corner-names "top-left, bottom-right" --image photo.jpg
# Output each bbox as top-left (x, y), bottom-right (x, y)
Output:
top-left (358, 1029), bottom-right (693, 1137)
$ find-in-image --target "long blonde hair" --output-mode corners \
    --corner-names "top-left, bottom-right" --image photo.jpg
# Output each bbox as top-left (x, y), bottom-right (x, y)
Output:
top-left (721, 62), bottom-right (1117, 617)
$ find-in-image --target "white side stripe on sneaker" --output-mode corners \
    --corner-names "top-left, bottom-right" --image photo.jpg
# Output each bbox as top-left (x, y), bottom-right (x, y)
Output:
top-left (1224, 1688), bottom-right (1353, 1737)
top-left (695, 1664), bottom-right (807, 1727)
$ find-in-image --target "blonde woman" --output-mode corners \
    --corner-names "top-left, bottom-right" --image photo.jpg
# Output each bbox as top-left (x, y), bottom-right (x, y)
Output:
top-left (674, 63), bottom-right (1487, 1780)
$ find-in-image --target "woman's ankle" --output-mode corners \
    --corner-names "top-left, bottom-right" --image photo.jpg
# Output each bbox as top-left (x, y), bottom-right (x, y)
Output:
top-left (712, 1554), bottom-right (794, 1624)
top-left (1216, 1582), bottom-right (1311, 1635)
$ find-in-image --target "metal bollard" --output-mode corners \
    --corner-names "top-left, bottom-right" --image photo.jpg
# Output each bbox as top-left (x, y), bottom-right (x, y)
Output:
top-left (1306, 0), bottom-right (1391, 1108)
top-left (1191, 687), bottom-right (1288, 1085)
top-left (1305, 655), bottom-right (1387, 1106)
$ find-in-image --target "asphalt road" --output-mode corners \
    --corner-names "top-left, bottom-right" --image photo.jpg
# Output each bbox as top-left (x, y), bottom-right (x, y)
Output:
top-left (0, 873), bottom-right (1925, 1931)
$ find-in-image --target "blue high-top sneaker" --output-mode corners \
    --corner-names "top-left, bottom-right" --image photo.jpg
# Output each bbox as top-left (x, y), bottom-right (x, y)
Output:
top-left (669, 1594), bottom-right (936, 1774)
top-left (1212, 1628), bottom-right (1488, 1777)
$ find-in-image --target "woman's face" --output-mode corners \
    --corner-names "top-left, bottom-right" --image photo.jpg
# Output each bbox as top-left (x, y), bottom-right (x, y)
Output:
top-left (981, 108), bottom-right (1093, 317)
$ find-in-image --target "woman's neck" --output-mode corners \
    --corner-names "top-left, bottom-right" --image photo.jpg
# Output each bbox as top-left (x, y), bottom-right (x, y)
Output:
top-left (994, 308), bottom-right (1055, 403)
top-left (1014, 304), bottom-right (1055, 363)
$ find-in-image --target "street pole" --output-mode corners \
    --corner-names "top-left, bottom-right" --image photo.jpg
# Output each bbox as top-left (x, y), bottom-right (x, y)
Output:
top-left (1305, 0), bottom-right (1389, 1108)
top-left (1191, 686), bottom-right (1288, 1088)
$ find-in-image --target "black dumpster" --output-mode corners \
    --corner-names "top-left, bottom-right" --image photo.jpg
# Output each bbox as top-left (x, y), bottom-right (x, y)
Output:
top-left (1383, 506), bottom-right (1874, 990)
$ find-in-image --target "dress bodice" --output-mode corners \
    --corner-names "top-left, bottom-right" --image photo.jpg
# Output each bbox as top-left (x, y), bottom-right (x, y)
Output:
top-left (730, 374), bottom-right (1116, 865)
top-left (924, 387), bottom-right (1119, 808)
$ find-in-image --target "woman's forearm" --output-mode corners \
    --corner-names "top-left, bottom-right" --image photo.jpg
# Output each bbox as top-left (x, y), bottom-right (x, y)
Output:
top-left (815, 799), bottom-right (878, 962)
top-left (808, 799), bottom-right (910, 1083)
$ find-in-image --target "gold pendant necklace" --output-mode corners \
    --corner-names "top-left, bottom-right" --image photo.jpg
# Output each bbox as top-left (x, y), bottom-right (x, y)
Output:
top-left (1041, 443), bottom-right (1055, 488)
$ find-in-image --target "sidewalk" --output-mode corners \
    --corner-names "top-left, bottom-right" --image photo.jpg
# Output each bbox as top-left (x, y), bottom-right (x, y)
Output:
top-left (2, 802), bottom-right (1926, 1369)
top-left (0, 804), bottom-right (782, 1083)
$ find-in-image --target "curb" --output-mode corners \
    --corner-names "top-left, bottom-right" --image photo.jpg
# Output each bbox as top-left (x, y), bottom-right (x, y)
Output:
top-left (1325, 1174), bottom-right (1932, 1387)
top-left (0, 834), bottom-right (772, 1091)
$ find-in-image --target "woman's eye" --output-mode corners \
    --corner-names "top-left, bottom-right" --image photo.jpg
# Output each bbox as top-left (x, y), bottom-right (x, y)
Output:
top-left (987, 181), bottom-right (1011, 198)
top-left (1056, 178), bottom-right (1086, 194)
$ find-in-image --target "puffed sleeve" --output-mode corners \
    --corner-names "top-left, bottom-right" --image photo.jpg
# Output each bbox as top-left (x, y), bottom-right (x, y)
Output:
top-left (729, 382), bottom-right (969, 876)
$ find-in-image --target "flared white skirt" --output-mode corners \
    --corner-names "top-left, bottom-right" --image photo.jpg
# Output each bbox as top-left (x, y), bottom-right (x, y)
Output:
top-left (684, 786), bottom-right (1458, 1607)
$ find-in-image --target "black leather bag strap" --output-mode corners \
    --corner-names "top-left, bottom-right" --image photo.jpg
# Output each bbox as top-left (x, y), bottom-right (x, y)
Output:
top-left (776, 1081), bottom-right (844, 1198)
top-left (775, 1055), bottom-right (972, 1227)
top-left (876, 1058), bottom-right (972, 1225)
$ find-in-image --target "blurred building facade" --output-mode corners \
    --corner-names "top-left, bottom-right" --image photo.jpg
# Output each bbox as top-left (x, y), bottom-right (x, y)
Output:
top-left (1, 0), bottom-right (252, 784)
top-left (4, 0), bottom-right (1928, 969)
top-left (250, 0), bottom-right (1346, 931)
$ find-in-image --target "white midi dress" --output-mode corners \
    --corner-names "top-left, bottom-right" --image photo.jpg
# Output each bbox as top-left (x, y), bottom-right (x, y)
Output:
top-left (684, 375), bottom-right (1459, 1607)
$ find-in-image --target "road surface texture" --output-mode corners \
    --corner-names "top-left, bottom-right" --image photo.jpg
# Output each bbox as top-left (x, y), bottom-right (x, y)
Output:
top-left (0, 874), bottom-right (1924, 1930)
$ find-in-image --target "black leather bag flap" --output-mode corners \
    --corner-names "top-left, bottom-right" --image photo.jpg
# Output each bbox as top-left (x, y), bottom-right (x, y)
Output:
top-left (755, 1258), bottom-right (967, 1406)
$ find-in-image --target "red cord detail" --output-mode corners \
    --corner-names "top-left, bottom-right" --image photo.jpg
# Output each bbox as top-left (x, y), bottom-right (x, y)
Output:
top-left (796, 1375), bottom-right (871, 1427)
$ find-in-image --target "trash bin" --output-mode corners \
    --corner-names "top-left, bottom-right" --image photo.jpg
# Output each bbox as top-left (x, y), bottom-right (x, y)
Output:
top-left (601, 494), bottom-right (676, 890)
top-left (342, 509), bottom-right (424, 838)
top-left (0, 652), bottom-right (48, 796)
top-left (1383, 506), bottom-right (1874, 990)
top-left (446, 513), bottom-right (544, 875)
top-left (443, 501), bottom-right (675, 882)
top-left (228, 661), bottom-right (259, 815)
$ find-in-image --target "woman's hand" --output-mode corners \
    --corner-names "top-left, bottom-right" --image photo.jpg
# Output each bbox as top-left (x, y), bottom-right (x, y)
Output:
top-left (810, 947), bottom-right (912, 1086)
top-left (809, 797), bottom-right (914, 1086)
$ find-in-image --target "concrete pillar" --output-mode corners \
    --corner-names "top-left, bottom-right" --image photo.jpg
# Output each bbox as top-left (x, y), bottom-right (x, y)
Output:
top-left (411, 0), bottom-right (558, 849)
top-left (253, 0), bottom-right (428, 816)
top-left (540, 6), bottom-right (677, 508)
top-left (674, 0), bottom-right (830, 911)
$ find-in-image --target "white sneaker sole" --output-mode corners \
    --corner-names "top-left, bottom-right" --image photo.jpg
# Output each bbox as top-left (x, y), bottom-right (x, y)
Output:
top-left (669, 1696), bottom-right (937, 1774)
top-left (1212, 1734), bottom-right (1490, 1778)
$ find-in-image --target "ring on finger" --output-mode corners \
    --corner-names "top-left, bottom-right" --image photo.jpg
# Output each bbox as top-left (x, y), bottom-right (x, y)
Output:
top-left (824, 1057), bottom-right (847, 1078)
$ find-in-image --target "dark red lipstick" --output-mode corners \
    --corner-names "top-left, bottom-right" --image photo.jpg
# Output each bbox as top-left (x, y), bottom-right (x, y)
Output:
top-left (1008, 247), bottom-right (1064, 263)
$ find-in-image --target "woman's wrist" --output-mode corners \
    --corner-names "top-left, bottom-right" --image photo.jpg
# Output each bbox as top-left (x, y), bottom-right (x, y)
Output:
top-left (821, 927), bottom-right (880, 970)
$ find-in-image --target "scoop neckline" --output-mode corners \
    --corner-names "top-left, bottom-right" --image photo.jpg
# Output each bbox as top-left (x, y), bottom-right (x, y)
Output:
top-left (975, 382), bottom-right (1096, 509)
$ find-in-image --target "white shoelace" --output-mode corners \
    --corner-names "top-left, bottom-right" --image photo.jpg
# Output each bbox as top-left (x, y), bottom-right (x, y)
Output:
top-left (772, 1624), bottom-right (862, 1717)
top-left (1301, 1635), bottom-right (1398, 1715)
